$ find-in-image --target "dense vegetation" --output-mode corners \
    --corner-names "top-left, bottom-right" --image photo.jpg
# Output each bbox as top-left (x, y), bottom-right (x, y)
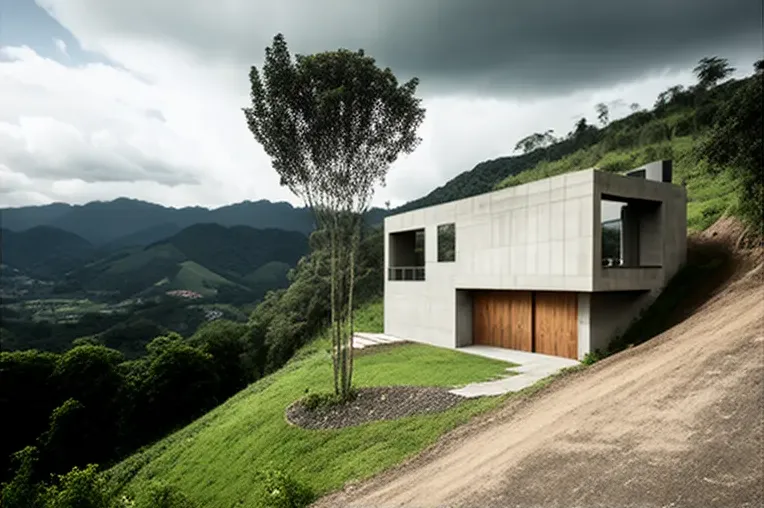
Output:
top-left (0, 226), bottom-right (382, 496)
top-left (0, 227), bottom-right (95, 279)
top-left (494, 64), bottom-right (761, 233)
top-left (106, 318), bottom-right (510, 508)
top-left (397, 59), bottom-right (762, 236)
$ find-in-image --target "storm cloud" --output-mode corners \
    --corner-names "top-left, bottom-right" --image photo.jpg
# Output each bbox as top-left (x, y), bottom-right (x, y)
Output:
top-left (41, 0), bottom-right (762, 96)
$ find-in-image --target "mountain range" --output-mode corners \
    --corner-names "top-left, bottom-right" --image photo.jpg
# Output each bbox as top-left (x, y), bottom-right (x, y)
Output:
top-left (1, 223), bottom-right (309, 302)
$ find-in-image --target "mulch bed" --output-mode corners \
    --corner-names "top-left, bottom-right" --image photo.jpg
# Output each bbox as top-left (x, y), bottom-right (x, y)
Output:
top-left (286, 386), bottom-right (466, 430)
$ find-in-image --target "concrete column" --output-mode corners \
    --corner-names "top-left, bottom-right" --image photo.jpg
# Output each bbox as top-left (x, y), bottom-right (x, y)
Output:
top-left (455, 290), bottom-right (473, 347)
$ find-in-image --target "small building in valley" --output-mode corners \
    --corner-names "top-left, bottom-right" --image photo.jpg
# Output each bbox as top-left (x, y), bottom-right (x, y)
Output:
top-left (383, 160), bottom-right (687, 360)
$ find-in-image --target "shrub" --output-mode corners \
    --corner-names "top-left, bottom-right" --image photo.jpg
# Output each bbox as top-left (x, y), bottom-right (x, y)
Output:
top-left (581, 350), bottom-right (605, 365)
top-left (42, 464), bottom-right (112, 508)
top-left (256, 469), bottom-right (315, 508)
top-left (130, 481), bottom-right (196, 508)
top-left (301, 390), bottom-right (357, 411)
top-left (0, 447), bottom-right (45, 508)
top-left (638, 122), bottom-right (671, 145)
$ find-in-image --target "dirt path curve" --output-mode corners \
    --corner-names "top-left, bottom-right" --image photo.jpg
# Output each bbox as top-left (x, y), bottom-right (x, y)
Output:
top-left (316, 267), bottom-right (764, 508)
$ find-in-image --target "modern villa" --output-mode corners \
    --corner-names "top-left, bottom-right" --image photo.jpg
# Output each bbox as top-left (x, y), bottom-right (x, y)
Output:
top-left (383, 160), bottom-right (687, 360)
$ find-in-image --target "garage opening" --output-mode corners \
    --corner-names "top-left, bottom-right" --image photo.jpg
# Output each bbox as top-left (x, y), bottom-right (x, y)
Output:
top-left (471, 290), bottom-right (578, 359)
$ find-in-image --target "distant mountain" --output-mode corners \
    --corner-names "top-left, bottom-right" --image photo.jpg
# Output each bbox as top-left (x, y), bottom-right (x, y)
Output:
top-left (66, 223), bottom-right (309, 301)
top-left (0, 226), bottom-right (95, 278)
top-left (0, 198), bottom-right (388, 246)
top-left (102, 223), bottom-right (183, 250)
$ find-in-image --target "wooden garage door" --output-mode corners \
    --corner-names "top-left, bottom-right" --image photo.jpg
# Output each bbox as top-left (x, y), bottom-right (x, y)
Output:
top-left (472, 291), bottom-right (532, 351)
top-left (534, 292), bottom-right (578, 359)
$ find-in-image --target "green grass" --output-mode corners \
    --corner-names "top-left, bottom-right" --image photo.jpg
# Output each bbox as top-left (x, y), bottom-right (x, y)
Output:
top-left (107, 312), bottom-right (512, 507)
top-left (353, 298), bottom-right (383, 333)
top-left (495, 135), bottom-right (737, 232)
top-left (169, 261), bottom-right (236, 296)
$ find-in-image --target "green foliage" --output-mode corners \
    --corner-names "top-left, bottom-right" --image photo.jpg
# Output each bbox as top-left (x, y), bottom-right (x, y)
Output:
top-left (300, 390), bottom-right (357, 411)
top-left (352, 298), bottom-right (383, 333)
top-left (107, 336), bottom-right (509, 507)
top-left (581, 350), bottom-right (605, 366)
top-left (129, 481), bottom-right (196, 508)
top-left (255, 470), bottom-right (314, 508)
top-left (697, 74), bottom-right (763, 231)
top-left (693, 56), bottom-right (735, 89)
top-left (65, 223), bottom-right (309, 302)
top-left (496, 69), bottom-right (759, 232)
top-left (244, 33), bottom-right (426, 400)
top-left (0, 447), bottom-right (45, 508)
top-left (42, 464), bottom-right (112, 508)
top-left (0, 227), bottom-right (94, 280)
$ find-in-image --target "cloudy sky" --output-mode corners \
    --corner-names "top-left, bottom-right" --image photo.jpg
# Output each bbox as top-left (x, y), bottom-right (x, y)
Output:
top-left (0, 0), bottom-right (761, 209)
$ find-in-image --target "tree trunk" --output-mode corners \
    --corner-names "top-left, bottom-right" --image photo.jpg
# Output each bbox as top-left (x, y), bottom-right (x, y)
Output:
top-left (345, 220), bottom-right (359, 395)
top-left (329, 218), bottom-right (339, 396)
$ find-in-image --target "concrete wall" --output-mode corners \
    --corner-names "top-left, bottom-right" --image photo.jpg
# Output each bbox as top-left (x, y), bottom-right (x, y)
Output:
top-left (384, 169), bottom-right (596, 348)
top-left (593, 170), bottom-right (687, 291)
top-left (588, 290), bottom-right (655, 352)
top-left (384, 164), bottom-right (687, 354)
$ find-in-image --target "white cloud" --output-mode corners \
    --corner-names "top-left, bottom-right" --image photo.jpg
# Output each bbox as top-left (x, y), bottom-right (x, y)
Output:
top-left (0, 1), bottom-right (755, 210)
top-left (53, 38), bottom-right (68, 57)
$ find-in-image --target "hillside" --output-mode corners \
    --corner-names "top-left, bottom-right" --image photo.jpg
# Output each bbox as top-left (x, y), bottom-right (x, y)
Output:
top-left (394, 74), bottom-right (753, 221)
top-left (105, 301), bottom-right (513, 507)
top-left (66, 223), bottom-right (308, 300)
top-left (319, 229), bottom-right (763, 507)
top-left (0, 226), bottom-right (95, 278)
top-left (0, 198), bottom-right (387, 246)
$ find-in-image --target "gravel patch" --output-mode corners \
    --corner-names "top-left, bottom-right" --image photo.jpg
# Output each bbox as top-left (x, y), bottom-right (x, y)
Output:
top-left (286, 386), bottom-right (466, 430)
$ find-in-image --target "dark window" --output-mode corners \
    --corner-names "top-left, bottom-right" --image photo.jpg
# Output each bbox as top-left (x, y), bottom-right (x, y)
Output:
top-left (626, 169), bottom-right (646, 178)
top-left (437, 223), bottom-right (456, 262)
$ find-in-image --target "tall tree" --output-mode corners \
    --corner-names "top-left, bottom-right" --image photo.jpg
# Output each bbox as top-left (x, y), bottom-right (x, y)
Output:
top-left (693, 56), bottom-right (735, 89)
top-left (243, 34), bottom-right (425, 399)
top-left (514, 130), bottom-right (557, 154)
top-left (595, 103), bottom-right (609, 125)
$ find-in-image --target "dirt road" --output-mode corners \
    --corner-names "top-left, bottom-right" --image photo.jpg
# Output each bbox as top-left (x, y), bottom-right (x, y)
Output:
top-left (316, 264), bottom-right (764, 508)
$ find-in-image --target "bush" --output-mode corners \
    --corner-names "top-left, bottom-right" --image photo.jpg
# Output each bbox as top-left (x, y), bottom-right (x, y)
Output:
top-left (256, 469), bottom-right (315, 508)
top-left (581, 350), bottom-right (605, 365)
top-left (42, 464), bottom-right (112, 508)
top-left (301, 390), bottom-right (357, 411)
top-left (0, 447), bottom-right (45, 508)
top-left (638, 121), bottom-right (671, 145)
top-left (130, 481), bottom-right (196, 508)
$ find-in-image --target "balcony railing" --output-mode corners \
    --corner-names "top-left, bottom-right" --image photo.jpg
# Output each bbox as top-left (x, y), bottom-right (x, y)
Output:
top-left (388, 266), bottom-right (425, 281)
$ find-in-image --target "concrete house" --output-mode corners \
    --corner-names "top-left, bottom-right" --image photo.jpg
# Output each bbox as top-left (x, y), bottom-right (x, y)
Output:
top-left (383, 160), bottom-right (687, 360)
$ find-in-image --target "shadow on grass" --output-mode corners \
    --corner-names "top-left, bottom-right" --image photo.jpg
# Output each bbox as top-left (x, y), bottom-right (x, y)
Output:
top-left (607, 238), bottom-right (737, 355)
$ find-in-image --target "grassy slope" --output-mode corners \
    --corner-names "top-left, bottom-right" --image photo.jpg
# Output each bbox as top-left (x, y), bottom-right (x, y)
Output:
top-left (169, 260), bottom-right (237, 296)
top-left (108, 300), bottom-right (511, 507)
top-left (495, 136), bottom-right (737, 232)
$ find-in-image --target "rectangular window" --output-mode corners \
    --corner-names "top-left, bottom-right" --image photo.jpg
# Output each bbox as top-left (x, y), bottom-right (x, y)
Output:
top-left (437, 223), bottom-right (456, 262)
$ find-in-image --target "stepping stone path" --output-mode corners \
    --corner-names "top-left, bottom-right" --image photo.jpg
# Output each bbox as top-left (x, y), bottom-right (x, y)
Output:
top-left (352, 332), bottom-right (406, 349)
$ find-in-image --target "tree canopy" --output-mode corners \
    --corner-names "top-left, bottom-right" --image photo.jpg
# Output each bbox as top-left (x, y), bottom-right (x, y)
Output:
top-left (244, 33), bottom-right (425, 398)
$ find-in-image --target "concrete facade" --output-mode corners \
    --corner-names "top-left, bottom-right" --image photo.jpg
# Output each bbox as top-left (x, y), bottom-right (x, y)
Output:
top-left (384, 160), bottom-right (687, 360)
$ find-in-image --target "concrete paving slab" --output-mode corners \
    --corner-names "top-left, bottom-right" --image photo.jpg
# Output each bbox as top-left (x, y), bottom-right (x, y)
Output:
top-left (352, 332), bottom-right (407, 349)
top-left (449, 346), bottom-right (580, 398)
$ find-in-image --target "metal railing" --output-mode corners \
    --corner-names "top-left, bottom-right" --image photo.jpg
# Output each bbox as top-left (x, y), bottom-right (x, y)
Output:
top-left (388, 266), bottom-right (425, 281)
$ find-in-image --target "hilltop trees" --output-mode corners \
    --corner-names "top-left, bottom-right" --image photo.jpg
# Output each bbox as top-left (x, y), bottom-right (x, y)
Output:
top-left (243, 34), bottom-right (425, 399)
top-left (693, 56), bottom-right (735, 89)
top-left (595, 103), bottom-right (609, 125)
top-left (698, 67), bottom-right (763, 231)
top-left (514, 130), bottom-right (557, 154)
